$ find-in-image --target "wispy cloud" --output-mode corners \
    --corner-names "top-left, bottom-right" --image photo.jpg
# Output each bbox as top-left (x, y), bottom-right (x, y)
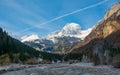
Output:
top-left (2, 0), bottom-right (48, 25)
top-left (1, 0), bottom-right (49, 35)
top-left (0, 21), bottom-right (20, 36)
top-left (3, 0), bottom-right (46, 19)
top-left (17, 0), bottom-right (109, 34)
top-left (18, 18), bottom-right (47, 29)
top-left (1, 0), bottom-right (109, 36)
top-left (0, 21), bottom-right (18, 30)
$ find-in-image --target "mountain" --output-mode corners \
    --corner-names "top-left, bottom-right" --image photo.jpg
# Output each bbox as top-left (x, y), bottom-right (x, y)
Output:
top-left (47, 23), bottom-right (81, 38)
top-left (21, 23), bottom-right (92, 53)
top-left (0, 27), bottom-right (63, 64)
top-left (0, 27), bottom-right (41, 64)
top-left (47, 23), bottom-right (92, 41)
top-left (71, 3), bottom-right (120, 65)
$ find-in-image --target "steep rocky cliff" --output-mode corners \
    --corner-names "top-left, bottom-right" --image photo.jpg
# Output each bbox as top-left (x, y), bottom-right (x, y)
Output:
top-left (72, 3), bottom-right (120, 52)
top-left (70, 3), bottom-right (120, 66)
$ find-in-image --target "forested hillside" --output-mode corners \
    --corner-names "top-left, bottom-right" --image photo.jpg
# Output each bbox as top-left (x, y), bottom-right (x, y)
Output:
top-left (0, 27), bottom-right (62, 64)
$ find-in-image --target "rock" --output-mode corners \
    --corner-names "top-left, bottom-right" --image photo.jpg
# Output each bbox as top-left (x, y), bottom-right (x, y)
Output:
top-left (104, 3), bottom-right (120, 20)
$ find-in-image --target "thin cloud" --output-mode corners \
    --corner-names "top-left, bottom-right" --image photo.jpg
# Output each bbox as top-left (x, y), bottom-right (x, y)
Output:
top-left (17, 0), bottom-right (108, 34)
top-left (1, 0), bottom-right (49, 35)
top-left (3, 0), bottom-right (46, 19)
top-left (0, 21), bottom-right (19, 30)
top-left (2, 0), bottom-right (48, 26)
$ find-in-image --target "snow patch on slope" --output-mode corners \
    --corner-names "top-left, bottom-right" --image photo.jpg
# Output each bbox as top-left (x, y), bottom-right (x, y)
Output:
top-left (21, 34), bottom-right (40, 42)
top-left (80, 28), bottom-right (92, 40)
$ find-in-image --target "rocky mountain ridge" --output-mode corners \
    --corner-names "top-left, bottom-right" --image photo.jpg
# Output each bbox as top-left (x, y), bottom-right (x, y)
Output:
top-left (72, 3), bottom-right (120, 51)
top-left (21, 23), bottom-right (92, 53)
top-left (70, 3), bottom-right (120, 66)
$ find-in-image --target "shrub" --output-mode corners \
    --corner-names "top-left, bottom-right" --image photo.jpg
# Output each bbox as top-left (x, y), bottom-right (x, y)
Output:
top-left (0, 54), bottom-right (11, 64)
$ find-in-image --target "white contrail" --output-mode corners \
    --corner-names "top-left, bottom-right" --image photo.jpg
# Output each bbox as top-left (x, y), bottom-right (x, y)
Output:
top-left (17, 0), bottom-right (108, 34)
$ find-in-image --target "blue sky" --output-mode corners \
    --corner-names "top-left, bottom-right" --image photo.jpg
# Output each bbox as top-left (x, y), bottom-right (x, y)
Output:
top-left (0, 0), bottom-right (119, 37)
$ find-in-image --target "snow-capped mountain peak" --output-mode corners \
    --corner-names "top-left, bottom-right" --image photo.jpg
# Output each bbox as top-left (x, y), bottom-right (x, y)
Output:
top-left (21, 34), bottom-right (40, 42)
top-left (47, 23), bottom-right (82, 38)
top-left (59, 23), bottom-right (81, 36)
top-left (21, 23), bottom-right (92, 43)
top-left (63, 23), bottom-right (81, 32)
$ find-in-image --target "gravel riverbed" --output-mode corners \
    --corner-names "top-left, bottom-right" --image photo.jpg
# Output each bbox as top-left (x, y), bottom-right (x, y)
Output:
top-left (0, 63), bottom-right (120, 75)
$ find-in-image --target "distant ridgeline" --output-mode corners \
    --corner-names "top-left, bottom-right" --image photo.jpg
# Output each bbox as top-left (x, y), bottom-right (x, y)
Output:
top-left (0, 27), bottom-right (62, 64)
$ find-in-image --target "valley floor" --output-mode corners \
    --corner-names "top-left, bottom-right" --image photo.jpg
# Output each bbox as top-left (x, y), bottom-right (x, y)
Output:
top-left (0, 63), bottom-right (120, 75)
